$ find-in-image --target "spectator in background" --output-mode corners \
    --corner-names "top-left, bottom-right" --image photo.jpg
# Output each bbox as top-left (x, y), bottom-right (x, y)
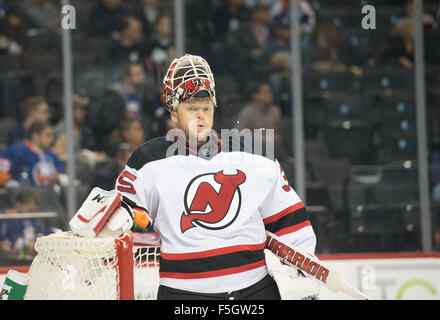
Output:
top-left (229, 3), bottom-right (272, 85)
top-left (117, 119), bottom-right (146, 150)
top-left (43, 72), bottom-right (64, 125)
top-left (53, 91), bottom-right (98, 161)
top-left (260, 15), bottom-right (292, 117)
top-left (108, 119), bottom-right (146, 157)
top-left (88, 0), bottom-right (130, 37)
top-left (308, 21), bottom-right (364, 77)
top-left (18, 0), bottom-right (60, 34)
top-left (396, 0), bottom-right (437, 29)
top-left (236, 81), bottom-right (283, 157)
top-left (0, 2), bottom-right (26, 57)
top-left (270, 0), bottom-right (316, 35)
top-left (106, 62), bottom-right (149, 121)
top-left (388, 0), bottom-right (438, 69)
top-left (308, 22), bottom-right (343, 72)
top-left (389, 19), bottom-right (415, 69)
top-left (94, 119), bottom-right (144, 190)
top-left (0, 188), bottom-right (45, 263)
top-left (93, 143), bottom-right (136, 192)
top-left (147, 15), bottom-right (176, 75)
top-left (109, 15), bottom-right (149, 65)
top-left (203, 0), bottom-right (250, 74)
top-left (136, 0), bottom-right (162, 38)
top-left (6, 96), bottom-right (51, 146)
top-left (89, 62), bottom-right (153, 153)
top-left (213, 0), bottom-right (251, 43)
top-left (0, 121), bottom-right (67, 187)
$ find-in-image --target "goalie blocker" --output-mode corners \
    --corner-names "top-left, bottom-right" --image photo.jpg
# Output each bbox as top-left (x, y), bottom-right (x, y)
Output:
top-left (69, 187), bottom-right (152, 238)
top-left (266, 231), bottom-right (371, 300)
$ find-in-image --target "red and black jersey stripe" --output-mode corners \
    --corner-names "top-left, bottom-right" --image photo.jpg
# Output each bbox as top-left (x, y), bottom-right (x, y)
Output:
top-left (263, 202), bottom-right (311, 236)
top-left (159, 242), bottom-right (266, 279)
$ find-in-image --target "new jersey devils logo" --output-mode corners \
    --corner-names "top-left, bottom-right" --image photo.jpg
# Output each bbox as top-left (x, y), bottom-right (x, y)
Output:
top-left (180, 170), bottom-right (246, 233)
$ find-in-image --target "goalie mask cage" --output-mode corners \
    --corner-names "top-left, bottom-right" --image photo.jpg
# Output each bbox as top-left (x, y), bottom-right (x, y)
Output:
top-left (23, 231), bottom-right (161, 300)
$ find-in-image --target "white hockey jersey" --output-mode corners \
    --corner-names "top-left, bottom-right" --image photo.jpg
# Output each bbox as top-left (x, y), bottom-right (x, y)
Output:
top-left (115, 133), bottom-right (316, 293)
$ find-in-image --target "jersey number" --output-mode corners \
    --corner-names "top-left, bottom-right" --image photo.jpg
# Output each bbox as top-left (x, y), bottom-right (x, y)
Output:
top-left (280, 165), bottom-right (291, 192)
top-left (117, 171), bottom-right (137, 194)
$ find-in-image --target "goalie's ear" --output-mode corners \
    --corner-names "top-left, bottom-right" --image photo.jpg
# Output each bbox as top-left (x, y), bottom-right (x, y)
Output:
top-left (69, 187), bottom-right (123, 238)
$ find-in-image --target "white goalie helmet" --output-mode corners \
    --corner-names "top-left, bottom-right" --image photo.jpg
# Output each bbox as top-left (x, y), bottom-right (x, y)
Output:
top-left (161, 54), bottom-right (217, 112)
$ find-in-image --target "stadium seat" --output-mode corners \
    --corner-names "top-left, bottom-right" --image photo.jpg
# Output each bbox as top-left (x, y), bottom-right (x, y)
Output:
top-left (369, 183), bottom-right (419, 205)
top-left (23, 52), bottom-right (61, 76)
top-left (80, 37), bottom-right (114, 66)
top-left (309, 158), bottom-right (350, 184)
top-left (304, 138), bottom-right (330, 160)
top-left (27, 187), bottom-right (65, 214)
top-left (310, 0), bottom-right (358, 10)
top-left (0, 188), bottom-right (13, 211)
top-left (0, 73), bottom-right (35, 120)
top-left (350, 204), bottom-right (405, 234)
top-left (363, 69), bottom-right (414, 94)
top-left (306, 181), bottom-right (330, 208)
top-left (345, 180), bottom-right (369, 210)
top-left (304, 72), bottom-right (362, 96)
top-left (349, 163), bottom-right (418, 184)
top-left (380, 118), bottom-right (417, 138)
top-left (4, 186), bottom-right (65, 226)
top-left (320, 94), bottom-right (372, 124)
top-left (326, 13), bottom-right (361, 30)
top-left (74, 68), bottom-right (109, 101)
top-left (323, 121), bottom-right (376, 164)
top-left (381, 163), bottom-right (418, 183)
top-left (372, 93), bottom-right (415, 126)
top-left (349, 203), bottom-right (421, 252)
top-left (379, 135), bottom-right (417, 163)
top-left (0, 55), bottom-right (23, 73)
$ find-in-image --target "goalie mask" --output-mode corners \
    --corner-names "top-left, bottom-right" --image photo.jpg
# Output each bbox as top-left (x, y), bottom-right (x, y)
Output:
top-left (161, 54), bottom-right (217, 112)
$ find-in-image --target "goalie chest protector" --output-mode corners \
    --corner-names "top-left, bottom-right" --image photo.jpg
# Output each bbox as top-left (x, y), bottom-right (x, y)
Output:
top-left (115, 134), bottom-right (316, 294)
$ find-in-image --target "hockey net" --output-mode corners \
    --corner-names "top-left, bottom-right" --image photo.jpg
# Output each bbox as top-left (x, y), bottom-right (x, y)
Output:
top-left (24, 231), bottom-right (161, 300)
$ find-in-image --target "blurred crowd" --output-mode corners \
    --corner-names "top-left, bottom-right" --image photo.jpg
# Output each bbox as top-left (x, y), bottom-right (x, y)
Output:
top-left (1, 0), bottom-right (440, 261)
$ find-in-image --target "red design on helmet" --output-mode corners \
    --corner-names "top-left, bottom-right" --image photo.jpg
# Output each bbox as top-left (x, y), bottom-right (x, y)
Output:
top-left (161, 54), bottom-right (217, 112)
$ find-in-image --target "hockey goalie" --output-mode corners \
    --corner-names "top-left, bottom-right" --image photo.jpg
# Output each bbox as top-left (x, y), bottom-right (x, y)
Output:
top-left (68, 54), bottom-right (325, 300)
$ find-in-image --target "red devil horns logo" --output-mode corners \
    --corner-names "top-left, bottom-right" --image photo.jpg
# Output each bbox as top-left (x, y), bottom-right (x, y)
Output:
top-left (180, 170), bottom-right (246, 233)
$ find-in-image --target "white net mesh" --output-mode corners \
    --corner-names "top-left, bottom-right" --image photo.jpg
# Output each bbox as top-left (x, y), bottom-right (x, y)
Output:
top-left (24, 231), bottom-right (161, 300)
top-left (133, 246), bottom-right (160, 300)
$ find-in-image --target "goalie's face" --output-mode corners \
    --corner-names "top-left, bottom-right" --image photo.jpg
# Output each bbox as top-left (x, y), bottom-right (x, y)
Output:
top-left (170, 96), bottom-right (214, 146)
